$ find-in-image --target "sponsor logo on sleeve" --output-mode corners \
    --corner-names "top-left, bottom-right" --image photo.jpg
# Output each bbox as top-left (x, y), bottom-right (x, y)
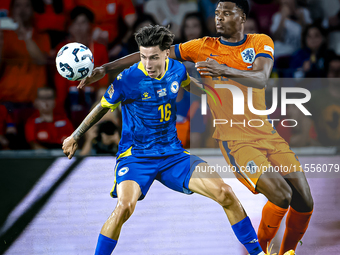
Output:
top-left (264, 45), bottom-right (274, 55)
top-left (108, 85), bottom-right (114, 99)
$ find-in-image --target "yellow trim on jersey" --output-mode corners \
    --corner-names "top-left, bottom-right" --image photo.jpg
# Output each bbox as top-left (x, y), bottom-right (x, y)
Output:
top-left (181, 73), bottom-right (191, 88)
top-left (183, 150), bottom-right (190, 155)
top-left (138, 59), bottom-right (169, 80)
top-left (101, 97), bottom-right (121, 112)
top-left (117, 146), bottom-right (132, 160)
top-left (110, 162), bottom-right (120, 198)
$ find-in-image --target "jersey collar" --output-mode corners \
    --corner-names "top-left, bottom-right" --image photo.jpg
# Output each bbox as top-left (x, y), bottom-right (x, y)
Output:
top-left (138, 58), bottom-right (169, 80)
top-left (219, 34), bottom-right (247, 46)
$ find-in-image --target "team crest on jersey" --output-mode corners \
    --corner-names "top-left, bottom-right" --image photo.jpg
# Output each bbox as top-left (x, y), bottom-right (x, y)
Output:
top-left (157, 88), bottom-right (167, 97)
top-left (241, 48), bottom-right (255, 64)
top-left (118, 167), bottom-right (129, 176)
top-left (246, 160), bottom-right (258, 174)
top-left (142, 92), bottom-right (151, 100)
top-left (108, 85), bottom-right (114, 99)
top-left (171, 81), bottom-right (179, 93)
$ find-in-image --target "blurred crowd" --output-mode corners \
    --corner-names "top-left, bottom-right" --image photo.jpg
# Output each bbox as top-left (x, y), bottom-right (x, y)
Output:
top-left (0, 0), bottom-right (340, 153)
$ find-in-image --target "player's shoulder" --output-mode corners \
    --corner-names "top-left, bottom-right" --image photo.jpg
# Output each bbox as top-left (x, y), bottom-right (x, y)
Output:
top-left (195, 36), bottom-right (219, 46)
top-left (247, 33), bottom-right (274, 43)
top-left (168, 58), bottom-right (186, 72)
top-left (117, 62), bottom-right (146, 83)
top-left (182, 36), bottom-right (215, 46)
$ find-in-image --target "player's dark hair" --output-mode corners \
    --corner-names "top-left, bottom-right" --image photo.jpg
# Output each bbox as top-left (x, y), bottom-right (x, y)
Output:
top-left (218, 0), bottom-right (250, 18)
top-left (134, 25), bottom-right (175, 51)
top-left (70, 6), bottom-right (94, 23)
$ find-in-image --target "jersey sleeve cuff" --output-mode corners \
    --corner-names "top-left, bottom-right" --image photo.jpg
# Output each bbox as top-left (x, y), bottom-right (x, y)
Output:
top-left (174, 44), bottom-right (183, 61)
top-left (255, 53), bottom-right (273, 60)
top-left (101, 97), bottom-right (120, 112)
top-left (181, 73), bottom-right (191, 87)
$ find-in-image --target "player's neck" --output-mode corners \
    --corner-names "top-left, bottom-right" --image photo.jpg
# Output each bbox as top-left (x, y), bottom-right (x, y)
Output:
top-left (221, 32), bottom-right (245, 44)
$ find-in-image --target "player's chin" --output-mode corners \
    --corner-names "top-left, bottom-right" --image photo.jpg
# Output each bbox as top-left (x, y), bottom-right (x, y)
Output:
top-left (217, 31), bottom-right (232, 39)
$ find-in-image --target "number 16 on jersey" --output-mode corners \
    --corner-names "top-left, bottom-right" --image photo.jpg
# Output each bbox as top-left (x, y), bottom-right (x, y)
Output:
top-left (158, 103), bottom-right (171, 122)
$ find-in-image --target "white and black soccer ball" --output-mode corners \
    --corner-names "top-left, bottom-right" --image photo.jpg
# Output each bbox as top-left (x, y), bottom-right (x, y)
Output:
top-left (56, 42), bottom-right (94, 81)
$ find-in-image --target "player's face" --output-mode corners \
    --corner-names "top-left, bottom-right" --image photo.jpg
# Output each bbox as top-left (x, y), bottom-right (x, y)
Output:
top-left (140, 46), bottom-right (170, 79)
top-left (215, 2), bottom-right (245, 39)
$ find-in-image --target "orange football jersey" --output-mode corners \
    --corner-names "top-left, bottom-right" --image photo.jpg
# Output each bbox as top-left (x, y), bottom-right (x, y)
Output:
top-left (175, 34), bottom-right (279, 141)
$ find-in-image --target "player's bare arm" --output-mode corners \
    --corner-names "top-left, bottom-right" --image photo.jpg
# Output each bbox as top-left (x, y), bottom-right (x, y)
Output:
top-left (78, 45), bottom-right (179, 89)
top-left (62, 103), bottom-right (109, 159)
top-left (195, 56), bottom-right (273, 89)
top-left (78, 52), bottom-right (141, 89)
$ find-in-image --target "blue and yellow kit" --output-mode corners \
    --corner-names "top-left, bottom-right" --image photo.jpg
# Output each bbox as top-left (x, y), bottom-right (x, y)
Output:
top-left (101, 58), bottom-right (204, 199)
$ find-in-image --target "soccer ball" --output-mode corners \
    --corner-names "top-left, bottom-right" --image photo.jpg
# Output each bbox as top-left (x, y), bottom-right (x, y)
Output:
top-left (56, 42), bottom-right (94, 81)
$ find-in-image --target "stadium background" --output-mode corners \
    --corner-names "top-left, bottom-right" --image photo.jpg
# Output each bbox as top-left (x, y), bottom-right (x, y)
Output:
top-left (0, 0), bottom-right (340, 254)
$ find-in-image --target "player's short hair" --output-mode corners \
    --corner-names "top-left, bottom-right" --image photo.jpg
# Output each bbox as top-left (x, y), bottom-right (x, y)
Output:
top-left (134, 25), bottom-right (175, 51)
top-left (218, 0), bottom-right (250, 18)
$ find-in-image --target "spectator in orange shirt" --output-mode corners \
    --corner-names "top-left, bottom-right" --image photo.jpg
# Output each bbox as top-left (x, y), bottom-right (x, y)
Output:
top-left (32, 0), bottom-right (75, 49)
top-left (0, 0), bottom-right (50, 104)
top-left (74, 0), bottom-right (136, 59)
top-left (54, 6), bottom-right (109, 126)
top-left (25, 87), bottom-right (73, 149)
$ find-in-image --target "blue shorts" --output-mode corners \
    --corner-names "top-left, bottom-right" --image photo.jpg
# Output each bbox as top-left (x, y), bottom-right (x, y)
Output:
top-left (110, 151), bottom-right (205, 200)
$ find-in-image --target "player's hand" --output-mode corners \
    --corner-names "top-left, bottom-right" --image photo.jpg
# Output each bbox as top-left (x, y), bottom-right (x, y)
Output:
top-left (195, 58), bottom-right (225, 77)
top-left (77, 66), bottom-right (106, 89)
top-left (62, 136), bottom-right (78, 159)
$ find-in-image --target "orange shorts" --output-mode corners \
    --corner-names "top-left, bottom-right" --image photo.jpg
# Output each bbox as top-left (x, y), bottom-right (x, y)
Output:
top-left (218, 138), bottom-right (303, 194)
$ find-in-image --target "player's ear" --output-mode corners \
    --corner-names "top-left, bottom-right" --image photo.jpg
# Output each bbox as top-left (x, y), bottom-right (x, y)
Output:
top-left (241, 13), bottom-right (246, 24)
top-left (165, 49), bottom-right (170, 59)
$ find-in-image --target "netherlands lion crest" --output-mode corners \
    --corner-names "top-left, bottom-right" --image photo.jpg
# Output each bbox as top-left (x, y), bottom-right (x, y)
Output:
top-left (241, 48), bottom-right (255, 64)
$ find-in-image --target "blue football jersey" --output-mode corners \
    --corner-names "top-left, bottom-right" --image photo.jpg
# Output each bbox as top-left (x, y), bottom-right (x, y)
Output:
top-left (101, 58), bottom-right (191, 157)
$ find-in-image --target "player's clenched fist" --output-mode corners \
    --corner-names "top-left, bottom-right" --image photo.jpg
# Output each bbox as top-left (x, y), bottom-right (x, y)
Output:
top-left (62, 136), bottom-right (78, 159)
